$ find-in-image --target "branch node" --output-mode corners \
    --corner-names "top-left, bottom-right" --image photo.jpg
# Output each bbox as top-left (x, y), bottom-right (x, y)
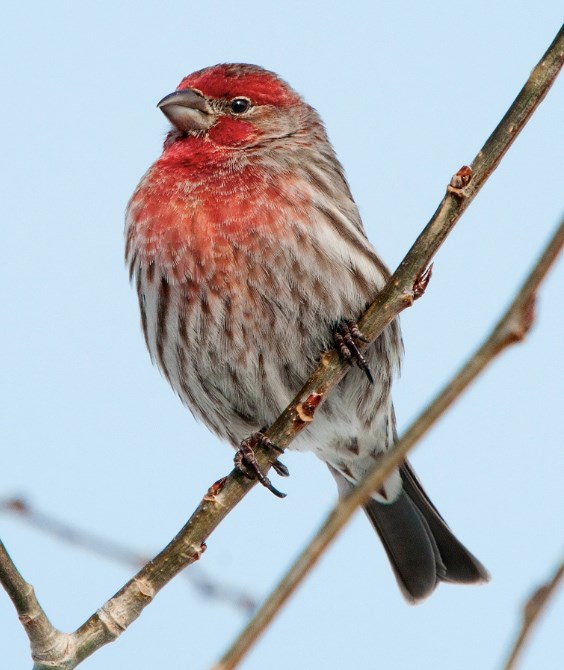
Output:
top-left (193, 542), bottom-right (207, 561)
top-left (133, 577), bottom-right (155, 600)
top-left (204, 477), bottom-right (228, 503)
top-left (400, 292), bottom-right (415, 307)
top-left (32, 631), bottom-right (76, 666)
top-left (97, 607), bottom-right (128, 639)
top-left (295, 393), bottom-right (323, 423)
top-left (5, 497), bottom-right (29, 514)
top-left (503, 294), bottom-right (537, 347)
top-left (19, 612), bottom-right (35, 627)
top-left (413, 264), bottom-right (433, 300)
top-left (504, 556), bottom-right (564, 669)
top-left (183, 542), bottom-right (207, 562)
top-left (523, 583), bottom-right (550, 623)
top-left (447, 165), bottom-right (473, 196)
top-left (518, 294), bottom-right (537, 337)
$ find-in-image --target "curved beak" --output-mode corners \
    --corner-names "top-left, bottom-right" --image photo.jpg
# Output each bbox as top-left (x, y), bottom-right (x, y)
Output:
top-left (157, 89), bottom-right (214, 132)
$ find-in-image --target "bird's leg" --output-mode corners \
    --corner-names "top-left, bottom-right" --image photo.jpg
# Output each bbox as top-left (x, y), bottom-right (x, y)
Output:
top-left (334, 320), bottom-right (374, 384)
top-left (234, 432), bottom-right (288, 498)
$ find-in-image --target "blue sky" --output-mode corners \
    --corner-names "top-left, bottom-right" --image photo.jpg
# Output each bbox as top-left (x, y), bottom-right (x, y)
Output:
top-left (1, 3), bottom-right (563, 669)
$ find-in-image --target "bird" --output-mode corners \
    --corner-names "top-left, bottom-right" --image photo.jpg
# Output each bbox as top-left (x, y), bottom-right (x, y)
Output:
top-left (125, 63), bottom-right (489, 602)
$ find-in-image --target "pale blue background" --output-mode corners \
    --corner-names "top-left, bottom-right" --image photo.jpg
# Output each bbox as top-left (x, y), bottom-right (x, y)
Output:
top-left (1, 3), bottom-right (563, 669)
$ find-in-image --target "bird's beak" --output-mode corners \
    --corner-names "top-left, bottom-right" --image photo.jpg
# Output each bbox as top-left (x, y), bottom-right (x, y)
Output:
top-left (157, 89), bottom-right (214, 132)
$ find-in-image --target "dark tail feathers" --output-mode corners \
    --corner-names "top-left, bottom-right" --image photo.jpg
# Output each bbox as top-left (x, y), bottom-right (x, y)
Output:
top-left (363, 461), bottom-right (489, 603)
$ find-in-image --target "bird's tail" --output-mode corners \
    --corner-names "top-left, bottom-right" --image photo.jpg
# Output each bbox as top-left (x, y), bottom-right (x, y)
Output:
top-left (337, 461), bottom-right (489, 603)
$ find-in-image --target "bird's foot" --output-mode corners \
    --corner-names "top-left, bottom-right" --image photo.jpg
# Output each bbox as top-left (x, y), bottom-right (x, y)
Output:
top-left (234, 432), bottom-right (288, 498)
top-left (334, 320), bottom-right (374, 384)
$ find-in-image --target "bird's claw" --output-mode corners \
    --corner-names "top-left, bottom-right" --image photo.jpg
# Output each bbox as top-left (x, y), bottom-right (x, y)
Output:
top-left (234, 432), bottom-right (287, 498)
top-left (272, 459), bottom-right (290, 477)
top-left (335, 320), bottom-right (374, 384)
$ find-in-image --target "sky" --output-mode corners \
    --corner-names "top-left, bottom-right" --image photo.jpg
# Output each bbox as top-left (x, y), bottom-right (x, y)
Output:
top-left (1, 3), bottom-right (563, 669)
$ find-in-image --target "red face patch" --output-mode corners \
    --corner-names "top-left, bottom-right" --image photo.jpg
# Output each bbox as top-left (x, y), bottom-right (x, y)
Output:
top-left (207, 116), bottom-right (258, 147)
top-left (177, 63), bottom-right (297, 108)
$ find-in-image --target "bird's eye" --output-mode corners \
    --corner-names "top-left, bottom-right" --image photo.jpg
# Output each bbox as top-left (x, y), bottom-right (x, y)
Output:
top-left (230, 98), bottom-right (251, 114)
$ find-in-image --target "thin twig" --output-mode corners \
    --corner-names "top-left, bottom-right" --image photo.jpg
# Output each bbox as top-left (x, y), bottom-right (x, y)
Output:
top-left (215, 217), bottom-right (564, 670)
top-left (503, 556), bottom-right (564, 670)
top-left (0, 25), bottom-right (562, 670)
top-left (0, 497), bottom-right (257, 614)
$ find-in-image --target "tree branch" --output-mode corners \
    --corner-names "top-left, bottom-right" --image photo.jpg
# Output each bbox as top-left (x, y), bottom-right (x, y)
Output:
top-left (0, 540), bottom-right (74, 668)
top-left (0, 497), bottom-right (257, 614)
top-left (503, 555), bottom-right (564, 670)
top-left (0, 24), bottom-right (562, 670)
top-left (215, 216), bottom-right (564, 670)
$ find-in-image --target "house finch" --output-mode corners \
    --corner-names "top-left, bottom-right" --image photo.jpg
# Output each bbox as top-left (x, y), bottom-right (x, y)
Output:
top-left (125, 63), bottom-right (488, 602)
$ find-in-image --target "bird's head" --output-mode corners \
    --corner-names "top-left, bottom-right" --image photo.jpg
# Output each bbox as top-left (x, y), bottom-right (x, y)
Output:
top-left (157, 63), bottom-right (321, 151)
